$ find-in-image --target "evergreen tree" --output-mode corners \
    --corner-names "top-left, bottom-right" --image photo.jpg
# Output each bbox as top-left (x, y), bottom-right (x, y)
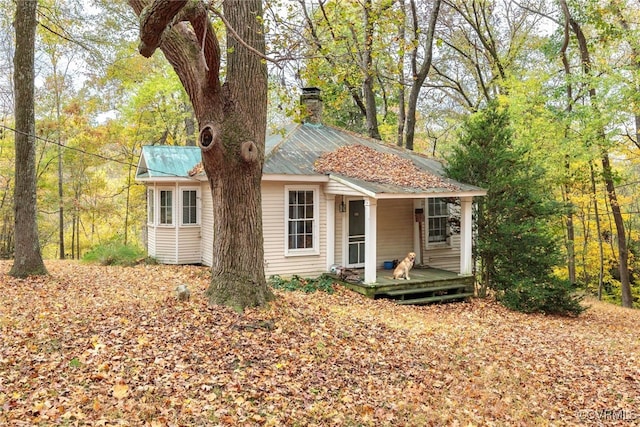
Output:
top-left (445, 102), bottom-right (584, 316)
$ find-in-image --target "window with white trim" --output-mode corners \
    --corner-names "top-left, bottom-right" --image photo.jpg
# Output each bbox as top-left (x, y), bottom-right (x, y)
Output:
top-left (285, 186), bottom-right (319, 254)
top-left (147, 188), bottom-right (154, 224)
top-left (159, 189), bottom-right (173, 225)
top-left (181, 189), bottom-right (198, 225)
top-left (428, 198), bottom-right (448, 243)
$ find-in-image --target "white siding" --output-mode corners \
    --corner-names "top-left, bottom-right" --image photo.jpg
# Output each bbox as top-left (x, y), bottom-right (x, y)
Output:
top-left (200, 183), bottom-right (213, 267)
top-left (326, 180), bottom-right (365, 196)
top-left (262, 181), bottom-right (327, 278)
top-left (425, 234), bottom-right (461, 273)
top-left (147, 225), bottom-right (156, 258)
top-left (147, 179), bottom-right (463, 275)
top-left (177, 227), bottom-right (201, 264)
top-left (376, 199), bottom-right (415, 267)
top-left (175, 183), bottom-right (202, 264)
top-left (154, 227), bottom-right (177, 264)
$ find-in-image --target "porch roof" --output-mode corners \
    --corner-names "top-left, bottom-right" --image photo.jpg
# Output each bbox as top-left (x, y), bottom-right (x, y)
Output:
top-left (327, 173), bottom-right (485, 199)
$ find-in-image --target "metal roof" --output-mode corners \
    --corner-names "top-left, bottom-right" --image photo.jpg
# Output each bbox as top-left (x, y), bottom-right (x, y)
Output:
top-left (135, 124), bottom-right (486, 197)
top-left (136, 145), bottom-right (202, 179)
top-left (264, 123), bottom-right (485, 196)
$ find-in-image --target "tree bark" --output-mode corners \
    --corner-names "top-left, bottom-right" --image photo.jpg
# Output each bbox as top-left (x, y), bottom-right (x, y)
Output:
top-left (362, 0), bottom-right (381, 140)
top-left (405, 0), bottom-right (441, 151)
top-left (396, 0), bottom-right (406, 147)
top-left (559, 15), bottom-right (575, 286)
top-left (589, 162), bottom-right (605, 300)
top-left (10, 0), bottom-right (48, 278)
top-left (129, 0), bottom-right (273, 310)
top-left (51, 56), bottom-right (65, 260)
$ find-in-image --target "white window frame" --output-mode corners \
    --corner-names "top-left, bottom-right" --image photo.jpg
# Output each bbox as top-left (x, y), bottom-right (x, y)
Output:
top-left (158, 188), bottom-right (174, 226)
top-left (427, 197), bottom-right (449, 246)
top-left (147, 188), bottom-right (155, 225)
top-left (284, 185), bottom-right (320, 256)
top-left (180, 187), bottom-right (200, 226)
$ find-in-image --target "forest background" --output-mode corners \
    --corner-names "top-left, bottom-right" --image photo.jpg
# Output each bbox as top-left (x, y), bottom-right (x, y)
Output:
top-left (0, 0), bottom-right (638, 307)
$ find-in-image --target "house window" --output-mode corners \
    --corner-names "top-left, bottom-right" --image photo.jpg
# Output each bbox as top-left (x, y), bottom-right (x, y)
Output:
top-left (182, 189), bottom-right (198, 225)
top-left (428, 198), bottom-right (448, 243)
top-left (147, 188), bottom-right (154, 224)
top-left (159, 190), bottom-right (173, 225)
top-left (285, 186), bottom-right (319, 254)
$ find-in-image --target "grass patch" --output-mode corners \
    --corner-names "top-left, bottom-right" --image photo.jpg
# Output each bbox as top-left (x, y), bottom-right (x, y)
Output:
top-left (82, 242), bottom-right (145, 266)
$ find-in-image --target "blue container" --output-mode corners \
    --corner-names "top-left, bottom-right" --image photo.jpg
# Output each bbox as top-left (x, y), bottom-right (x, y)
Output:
top-left (383, 261), bottom-right (394, 270)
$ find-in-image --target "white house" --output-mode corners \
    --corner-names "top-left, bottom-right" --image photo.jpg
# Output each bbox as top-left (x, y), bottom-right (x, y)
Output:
top-left (135, 88), bottom-right (486, 290)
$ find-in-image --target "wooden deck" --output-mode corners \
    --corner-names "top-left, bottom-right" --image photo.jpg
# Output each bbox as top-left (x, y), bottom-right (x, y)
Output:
top-left (338, 267), bottom-right (474, 305)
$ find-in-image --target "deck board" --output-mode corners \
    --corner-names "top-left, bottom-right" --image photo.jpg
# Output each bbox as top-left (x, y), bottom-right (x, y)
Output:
top-left (338, 267), bottom-right (474, 300)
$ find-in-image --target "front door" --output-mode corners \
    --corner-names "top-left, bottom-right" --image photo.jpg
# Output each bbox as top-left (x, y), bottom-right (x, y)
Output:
top-left (348, 200), bottom-right (365, 267)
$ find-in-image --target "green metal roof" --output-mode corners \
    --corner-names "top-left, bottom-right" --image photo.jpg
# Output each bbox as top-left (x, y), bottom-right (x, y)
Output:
top-left (136, 145), bottom-right (202, 179)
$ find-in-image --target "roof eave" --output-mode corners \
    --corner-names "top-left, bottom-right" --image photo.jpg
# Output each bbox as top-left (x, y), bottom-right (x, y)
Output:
top-left (373, 190), bottom-right (487, 199)
top-left (135, 176), bottom-right (200, 183)
top-left (328, 174), bottom-right (487, 199)
top-left (262, 173), bottom-right (329, 182)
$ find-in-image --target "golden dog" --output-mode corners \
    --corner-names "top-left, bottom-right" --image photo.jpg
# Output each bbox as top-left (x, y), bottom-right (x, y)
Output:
top-left (393, 252), bottom-right (416, 280)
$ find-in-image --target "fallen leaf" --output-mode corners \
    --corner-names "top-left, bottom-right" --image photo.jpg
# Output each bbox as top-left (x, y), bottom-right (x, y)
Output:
top-left (112, 384), bottom-right (129, 400)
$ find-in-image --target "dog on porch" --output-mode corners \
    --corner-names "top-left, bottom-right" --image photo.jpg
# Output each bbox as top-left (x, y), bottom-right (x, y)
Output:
top-left (392, 252), bottom-right (416, 280)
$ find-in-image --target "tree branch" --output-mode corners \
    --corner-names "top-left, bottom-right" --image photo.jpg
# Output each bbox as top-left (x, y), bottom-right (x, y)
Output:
top-left (209, 6), bottom-right (280, 67)
top-left (134, 0), bottom-right (188, 57)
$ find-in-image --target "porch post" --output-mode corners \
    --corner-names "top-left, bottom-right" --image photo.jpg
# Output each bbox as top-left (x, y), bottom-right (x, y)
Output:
top-left (326, 195), bottom-right (336, 271)
top-left (364, 198), bottom-right (377, 284)
top-left (413, 199), bottom-right (423, 265)
top-left (460, 196), bottom-right (473, 275)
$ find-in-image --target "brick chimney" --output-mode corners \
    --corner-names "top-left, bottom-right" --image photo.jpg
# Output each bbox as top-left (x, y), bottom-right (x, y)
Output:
top-left (300, 87), bottom-right (322, 124)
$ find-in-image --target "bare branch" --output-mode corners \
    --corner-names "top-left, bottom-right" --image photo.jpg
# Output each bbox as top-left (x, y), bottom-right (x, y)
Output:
top-left (208, 6), bottom-right (281, 67)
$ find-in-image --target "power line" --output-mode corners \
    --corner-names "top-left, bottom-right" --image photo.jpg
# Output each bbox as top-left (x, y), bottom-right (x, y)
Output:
top-left (0, 124), bottom-right (201, 181)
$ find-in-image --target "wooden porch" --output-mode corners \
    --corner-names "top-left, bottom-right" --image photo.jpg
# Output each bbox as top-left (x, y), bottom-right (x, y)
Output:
top-left (339, 267), bottom-right (474, 305)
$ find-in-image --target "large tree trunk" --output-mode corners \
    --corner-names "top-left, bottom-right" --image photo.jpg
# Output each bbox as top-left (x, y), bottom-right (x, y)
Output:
top-left (202, 0), bottom-right (272, 309)
top-left (10, 0), bottom-right (48, 278)
top-left (129, 0), bottom-right (273, 310)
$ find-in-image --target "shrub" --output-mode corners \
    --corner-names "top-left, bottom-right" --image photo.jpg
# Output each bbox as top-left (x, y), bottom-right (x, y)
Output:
top-left (498, 277), bottom-right (586, 316)
top-left (268, 274), bottom-right (336, 294)
top-left (82, 242), bottom-right (145, 267)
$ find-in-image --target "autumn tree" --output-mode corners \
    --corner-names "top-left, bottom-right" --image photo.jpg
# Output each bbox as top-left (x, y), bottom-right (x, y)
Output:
top-left (10, 0), bottom-right (47, 277)
top-left (445, 101), bottom-right (583, 315)
top-left (297, 0), bottom-right (386, 139)
top-left (559, 0), bottom-right (633, 308)
top-left (294, 0), bottom-right (442, 149)
top-left (128, 0), bottom-right (274, 310)
top-left (402, 0), bottom-right (441, 150)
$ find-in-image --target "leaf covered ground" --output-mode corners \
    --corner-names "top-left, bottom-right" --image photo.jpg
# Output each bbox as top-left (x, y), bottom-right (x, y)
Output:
top-left (1, 261), bottom-right (639, 426)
